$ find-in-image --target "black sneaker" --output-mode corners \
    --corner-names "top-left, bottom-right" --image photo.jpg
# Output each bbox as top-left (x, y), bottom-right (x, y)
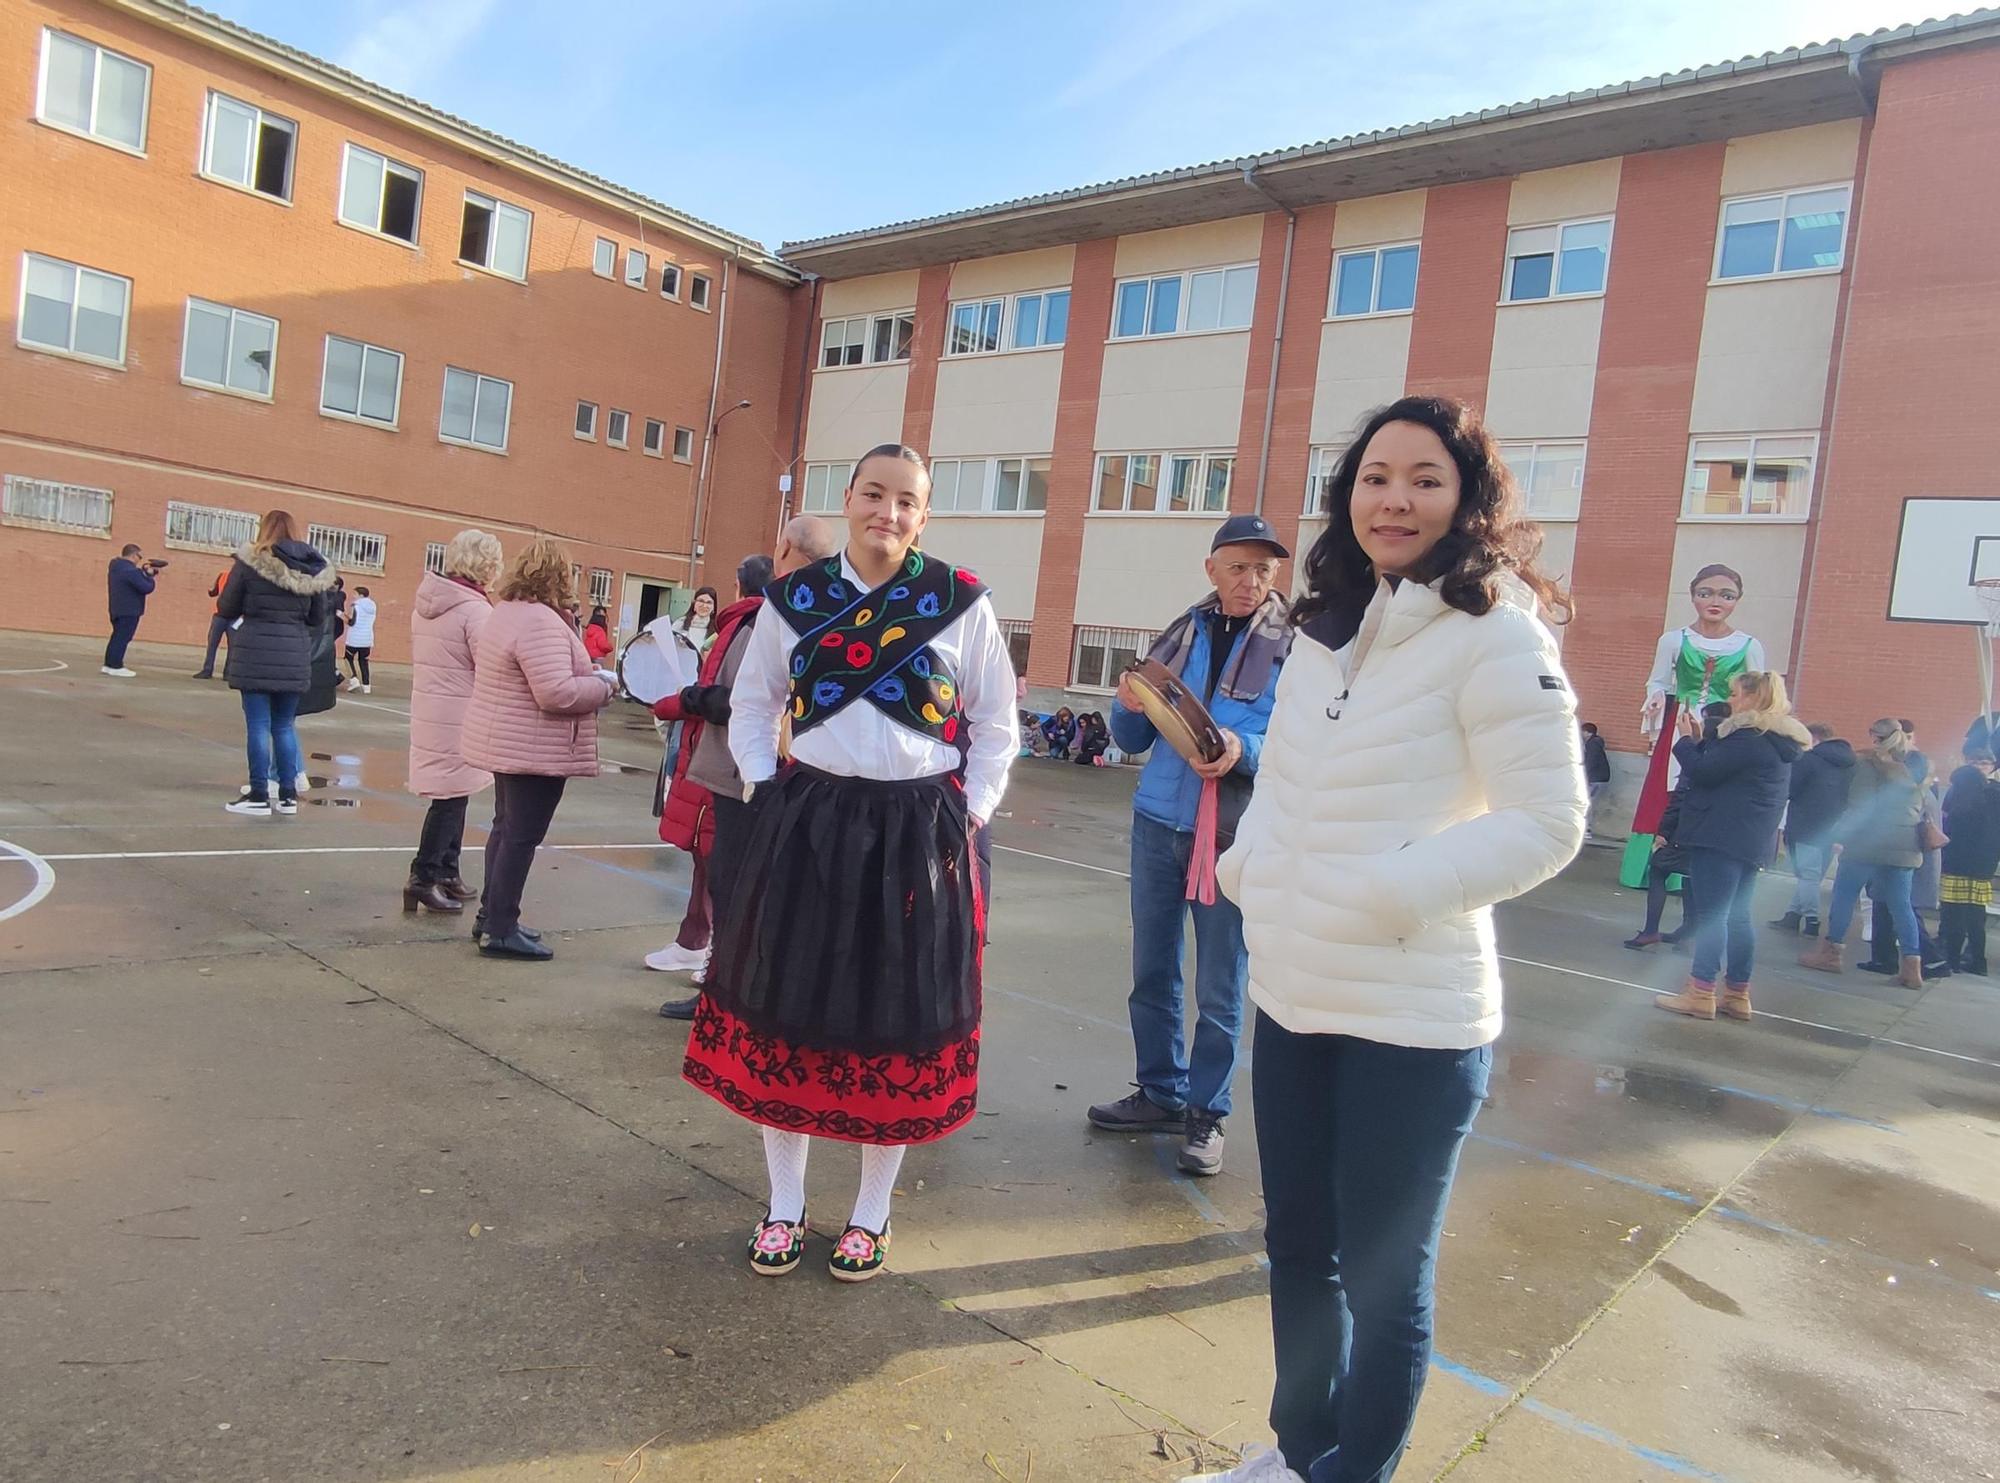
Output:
top-left (273, 795), bottom-right (298, 815)
top-left (1087, 1089), bottom-right (1185, 1133)
top-left (1178, 1110), bottom-right (1225, 1176)
top-left (225, 796), bottom-right (272, 816)
top-left (657, 995), bottom-right (699, 1020)
top-left (1802, 916), bottom-right (1822, 938)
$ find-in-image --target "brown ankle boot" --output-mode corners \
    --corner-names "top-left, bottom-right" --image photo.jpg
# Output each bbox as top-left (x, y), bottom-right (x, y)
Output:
top-left (1898, 954), bottom-right (1925, 989)
top-left (1798, 939), bottom-right (1844, 973)
top-left (403, 877), bottom-right (464, 914)
top-left (1719, 982), bottom-right (1752, 1021)
top-left (1656, 977), bottom-right (1717, 1019)
top-left (439, 875), bottom-right (478, 901)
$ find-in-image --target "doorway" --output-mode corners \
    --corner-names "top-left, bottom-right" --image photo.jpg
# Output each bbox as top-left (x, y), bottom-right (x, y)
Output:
top-left (623, 575), bottom-right (681, 636)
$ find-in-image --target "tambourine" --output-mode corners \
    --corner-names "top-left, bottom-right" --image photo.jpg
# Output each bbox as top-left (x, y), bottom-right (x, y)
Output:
top-left (1123, 658), bottom-right (1226, 766)
top-left (616, 628), bottom-right (699, 705)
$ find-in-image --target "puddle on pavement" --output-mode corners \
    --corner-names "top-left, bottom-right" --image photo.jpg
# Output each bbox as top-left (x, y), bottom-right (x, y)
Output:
top-left (1496, 1048), bottom-right (1796, 1137)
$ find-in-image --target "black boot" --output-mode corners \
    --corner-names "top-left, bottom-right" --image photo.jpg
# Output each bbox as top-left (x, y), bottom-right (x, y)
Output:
top-left (471, 912), bottom-right (542, 946)
top-left (658, 995), bottom-right (700, 1020)
top-left (480, 929), bottom-right (553, 960)
top-left (1769, 910), bottom-right (1802, 931)
top-left (1801, 915), bottom-right (1821, 938)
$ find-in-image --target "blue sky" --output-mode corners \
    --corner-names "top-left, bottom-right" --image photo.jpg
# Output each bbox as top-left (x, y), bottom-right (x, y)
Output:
top-left (206, 0), bottom-right (1927, 248)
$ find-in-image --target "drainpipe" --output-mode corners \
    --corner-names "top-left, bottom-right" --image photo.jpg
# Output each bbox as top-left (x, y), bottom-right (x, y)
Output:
top-left (1241, 160), bottom-right (1297, 518)
top-left (780, 275), bottom-right (822, 534)
top-left (689, 247), bottom-right (738, 585)
top-left (1843, 36), bottom-right (1880, 111)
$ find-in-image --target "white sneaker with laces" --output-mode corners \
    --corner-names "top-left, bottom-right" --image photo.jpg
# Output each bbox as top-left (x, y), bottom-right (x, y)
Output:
top-left (1180, 1444), bottom-right (1304, 1483)
top-left (101, 667), bottom-right (137, 678)
top-left (644, 943), bottom-right (712, 974)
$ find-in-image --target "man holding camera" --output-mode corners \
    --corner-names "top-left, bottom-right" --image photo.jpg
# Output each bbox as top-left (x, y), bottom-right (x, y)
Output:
top-left (104, 544), bottom-right (165, 677)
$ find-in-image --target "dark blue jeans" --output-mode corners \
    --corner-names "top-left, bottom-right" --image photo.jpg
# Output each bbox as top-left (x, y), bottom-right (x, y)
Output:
top-left (1127, 810), bottom-right (1247, 1117)
top-left (240, 689), bottom-right (302, 797)
top-left (1253, 1013), bottom-right (1491, 1483)
top-left (1686, 846), bottom-right (1759, 985)
top-left (104, 614), bottom-right (140, 668)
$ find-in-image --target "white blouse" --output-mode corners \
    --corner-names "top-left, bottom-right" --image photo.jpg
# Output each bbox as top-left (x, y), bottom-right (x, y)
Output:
top-left (1644, 627), bottom-right (1767, 701)
top-left (728, 553), bottom-right (1020, 822)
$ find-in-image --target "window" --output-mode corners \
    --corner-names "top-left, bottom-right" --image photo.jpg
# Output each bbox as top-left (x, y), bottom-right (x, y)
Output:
top-left (201, 92), bottom-right (294, 200)
top-left (2, 474), bottom-right (113, 537)
top-left (822, 311), bottom-right (914, 367)
top-left (165, 500), bottom-right (259, 553)
top-left (181, 298), bottom-right (278, 399)
top-left (1306, 445), bottom-right (1346, 515)
top-left (660, 263), bottom-right (682, 300)
top-left (1112, 265), bottom-right (1256, 339)
top-left (1498, 440), bottom-right (1586, 520)
top-left (459, 191), bottom-right (531, 279)
top-left (688, 273), bottom-right (712, 311)
top-left (1504, 218), bottom-right (1612, 302)
top-left (673, 426), bottom-right (694, 462)
top-left (872, 311), bottom-right (915, 363)
top-left (1331, 243), bottom-right (1419, 317)
top-left (575, 401), bottom-right (598, 440)
top-left (606, 409), bottom-right (630, 449)
top-left (1071, 625), bottom-right (1153, 692)
top-left (320, 334), bottom-right (403, 427)
top-left (439, 367), bottom-right (511, 452)
top-left (588, 568), bottom-right (614, 606)
top-left (339, 144), bottom-right (422, 243)
top-left (309, 522), bottom-right (387, 574)
top-left (1683, 435), bottom-right (1816, 520)
top-left (1011, 289), bottom-right (1069, 350)
top-left (1094, 450), bottom-right (1232, 513)
top-left (947, 290), bottom-right (1070, 356)
top-left (1716, 185), bottom-right (1852, 281)
top-left (821, 316), bottom-right (867, 367)
top-left (37, 29), bottom-right (149, 153)
top-left (801, 461), bottom-right (854, 513)
top-left (948, 298), bottom-right (1003, 356)
top-left (624, 248), bottom-right (647, 290)
top-left (18, 253), bottom-right (130, 366)
top-left (999, 618), bottom-right (1032, 677)
top-left (932, 456), bottom-right (1051, 514)
top-left (643, 418), bottom-right (665, 456)
top-left (425, 541), bottom-right (447, 575)
top-left (592, 238), bottom-right (616, 277)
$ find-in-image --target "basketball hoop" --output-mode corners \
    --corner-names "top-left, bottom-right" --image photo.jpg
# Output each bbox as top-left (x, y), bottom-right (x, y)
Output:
top-left (1974, 578), bottom-right (2000, 720)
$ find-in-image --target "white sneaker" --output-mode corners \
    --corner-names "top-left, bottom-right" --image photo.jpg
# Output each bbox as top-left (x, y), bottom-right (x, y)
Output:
top-left (1181, 1444), bottom-right (1304, 1483)
top-left (225, 797), bottom-right (273, 817)
top-left (361, 684), bottom-right (372, 694)
top-left (644, 943), bottom-right (711, 974)
top-left (295, 772), bottom-right (312, 793)
top-left (101, 666), bottom-right (136, 677)
top-left (344, 678), bottom-right (361, 692)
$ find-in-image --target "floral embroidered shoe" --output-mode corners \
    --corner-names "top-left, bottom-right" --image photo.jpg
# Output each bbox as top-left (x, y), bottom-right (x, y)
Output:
top-left (747, 1211), bottom-right (808, 1276)
top-left (828, 1222), bottom-right (891, 1283)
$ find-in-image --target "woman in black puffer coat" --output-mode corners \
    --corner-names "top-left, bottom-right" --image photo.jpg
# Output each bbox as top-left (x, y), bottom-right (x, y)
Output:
top-left (219, 509), bottom-right (337, 816)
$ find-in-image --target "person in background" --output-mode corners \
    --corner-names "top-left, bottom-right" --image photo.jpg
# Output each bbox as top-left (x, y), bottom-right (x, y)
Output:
top-left (342, 585), bottom-right (376, 693)
top-left (1089, 513), bottom-right (1293, 1181)
top-left (1625, 700), bottom-right (1732, 951)
top-left (192, 562), bottom-right (233, 679)
top-left (103, 543), bottom-right (163, 677)
top-left (1940, 749), bottom-right (2000, 976)
top-left (1655, 673), bottom-right (1809, 1022)
top-left (1858, 752), bottom-right (1949, 977)
top-left (1580, 721), bottom-right (1611, 838)
top-left (1020, 711), bottom-right (1050, 759)
top-left (1043, 706), bottom-right (1078, 759)
top-left (1770, 722), bottom-right (1854, 936)
top-left (1076, 711), bottom-right (1111, 765)
top-left (1800, 718), bottom-right (1927, 988)
top-left (405, 529), bottom-right (503, 915)
top-left (458, 538), bottom-right (617, 960)
top-left (218, 510), bottom-right (336, 816)
top-left (583, 606), bottom-right (614, 662)
top-left (679, 586), bottom-right (719, 651)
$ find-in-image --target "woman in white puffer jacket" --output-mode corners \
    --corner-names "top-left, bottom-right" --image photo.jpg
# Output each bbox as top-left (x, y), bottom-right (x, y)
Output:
top-left (1190, 397), bottom-right (1586, 1483)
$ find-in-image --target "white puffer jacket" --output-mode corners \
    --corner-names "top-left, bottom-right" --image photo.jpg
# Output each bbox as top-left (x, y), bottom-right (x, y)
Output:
top-left (1217, 574), bottom-right (1586, 1049)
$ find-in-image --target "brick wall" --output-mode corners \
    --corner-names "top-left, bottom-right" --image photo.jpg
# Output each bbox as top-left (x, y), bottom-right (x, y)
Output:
top-left (898, 264), bottom-right (954, 453)
top-left (1403, 179), bottom-right (1510, 409)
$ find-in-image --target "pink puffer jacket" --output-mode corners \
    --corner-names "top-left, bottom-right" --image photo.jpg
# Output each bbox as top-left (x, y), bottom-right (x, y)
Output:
top-left (459, 599), bottom-right (614, 778)
top-left (408, 570), bottom-right (493, 799)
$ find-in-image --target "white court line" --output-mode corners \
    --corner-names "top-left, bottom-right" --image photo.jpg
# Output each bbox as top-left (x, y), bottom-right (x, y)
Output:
top-left (0, 661), bottom-right (69, 675)
top-left (37, 843), bottom-right (663, 862)
top-left (338, 698), bottom-right (412, 716)
top-left (0, 839), bottom-right (58, 922)
top-left (991, 842), bottom-right (1132, 878)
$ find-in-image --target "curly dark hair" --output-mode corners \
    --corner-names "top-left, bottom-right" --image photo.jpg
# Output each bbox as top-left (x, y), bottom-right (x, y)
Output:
top-left (1291, 395), bottom-right (1571, 633)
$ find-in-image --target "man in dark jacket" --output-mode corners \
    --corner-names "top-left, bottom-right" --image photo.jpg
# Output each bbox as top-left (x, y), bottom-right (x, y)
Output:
top-left (1939, 752), bottom-right (2000, 975)
top-left (103, 544), bottom-right (162, 677)
top-left (1771, 723), bottom-right (1855, 935)
top-left (1581, 722), bottom-right (1612, 838)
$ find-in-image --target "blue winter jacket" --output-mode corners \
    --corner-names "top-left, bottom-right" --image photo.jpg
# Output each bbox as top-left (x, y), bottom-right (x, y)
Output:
top-left (1109, 612), bottom-right (1282, 834)
top-left (107, 557), bottom-right (156, 619)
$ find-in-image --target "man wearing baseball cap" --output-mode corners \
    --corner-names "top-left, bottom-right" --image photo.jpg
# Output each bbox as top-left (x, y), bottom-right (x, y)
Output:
top-left (1088, 513), bottom-right (1292, 1176)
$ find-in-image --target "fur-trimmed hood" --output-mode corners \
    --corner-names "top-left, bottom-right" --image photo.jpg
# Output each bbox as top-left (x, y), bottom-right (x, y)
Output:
top-left (236, 539), bottom-right (337, 594)
top-left (1717, 709), bottom-right (1812, 748)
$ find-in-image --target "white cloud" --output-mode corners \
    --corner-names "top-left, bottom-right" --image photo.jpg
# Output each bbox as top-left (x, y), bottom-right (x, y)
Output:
top-left (337, 0), bottom-right (500, 96)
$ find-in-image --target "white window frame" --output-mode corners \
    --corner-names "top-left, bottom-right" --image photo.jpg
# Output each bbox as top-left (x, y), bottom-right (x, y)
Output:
top-left (318, 334), bottom-right (404, 430)
top-left (673, 426), bottom-right (695, 463)
top-left (17, 252), bottom-right (132, 368)
top-left (624, 248), bottom-right (648, 290)
top-left (800, 461), bottom-right (854, 513)
top-left (438, 366), bottom-right (512, 453)
top-left (1712, 183), bottom-right (1854, 284)
top-left (592, 238), bottom-right (616, 278)
top-left (1681, 433), bottom-right (1819, 523)
top-left (1503, 216), bottom-right (1614, 304)
top-left (588, 568), bottom-right (614, 607)
top-left (35, 28), bottom-right (151, 156)
top-left (688, 273), bottom-right (712, 311)
top-left (659, 262), bottom-right (682, 301)
top-left (458, 190), bottom-right (532, 281)
top-left (1498, 439), bottom-right (1587, 522)
top-left (820, 310), bottom-right (915, 368)
top-left (198, 90), bottom-right (295, 202)
top-left (1110, 263), bottom-right (1257, 341)
top-left (928, 455), bottom-right (1052, 515)
top-left (1306, 444), bottom-right (1346, 515)
top-left (425, 540), bottom-right (447, 575)
top-left (308, 522), bottom-right (388, 575)
top-left (574, 400), bottom-right (599, 441)
top-left (164, 500), bottom-right (259, 554)
top-left (1328, 242), bottom-right (1420, 319)
top-left (943, 289), bottom-right (1070, 357)
top-left (945, 297), bottom-right (1004, 356)
top-left (642, 418), bottom-right (665, 457)
top-left (337, 143), bottom-right (424, 246)
top-left (180, 297), bottom-right (280, 402)
top-left (1070, 625), bottom-right (1154, 693)
top-left (999, 617), bottom-right (1033, 678)
top-left (2, 474), bottom-right (114, 538)
top-left (1092, 449), bottom-right (1235, 515)
top-left (606, 409), bottom-right (631, 449)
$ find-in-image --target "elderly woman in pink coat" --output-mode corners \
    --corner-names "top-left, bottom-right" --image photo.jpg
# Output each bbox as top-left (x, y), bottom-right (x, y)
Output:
top-left (458, 536), bottom-right (616, 960)
top-left (404, 529), bottom-right (504, 916)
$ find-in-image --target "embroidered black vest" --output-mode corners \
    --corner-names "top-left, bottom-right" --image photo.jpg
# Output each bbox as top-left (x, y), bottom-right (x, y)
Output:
top-left (766, 550), bottom-right (988, 747)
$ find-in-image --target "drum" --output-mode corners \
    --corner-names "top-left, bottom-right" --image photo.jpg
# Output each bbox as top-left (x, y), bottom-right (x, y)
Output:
top-left (1122, 658), bottom-right (1226, 766)
top-left (617, 627), bottom-right (700, 704)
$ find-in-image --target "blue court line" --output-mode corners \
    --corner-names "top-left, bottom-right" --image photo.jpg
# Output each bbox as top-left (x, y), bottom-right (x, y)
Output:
top-left (1705, 1082), bottom-right (1898, 1134)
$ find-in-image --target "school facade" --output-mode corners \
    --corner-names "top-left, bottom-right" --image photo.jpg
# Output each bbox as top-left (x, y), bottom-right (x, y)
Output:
top-left (6, 1), bottom-right (2000, 760)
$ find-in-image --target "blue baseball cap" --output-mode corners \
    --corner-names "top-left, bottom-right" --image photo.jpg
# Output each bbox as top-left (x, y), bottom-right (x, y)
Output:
top-left (1211, 513), bottom-right (1290, 559)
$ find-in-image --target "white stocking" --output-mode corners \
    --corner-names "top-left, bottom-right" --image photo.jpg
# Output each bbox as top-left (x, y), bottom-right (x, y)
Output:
top-left (761, 1127), bottom-right (810, 1224)
top-left (850, 1143), bottom-right (906, 1233)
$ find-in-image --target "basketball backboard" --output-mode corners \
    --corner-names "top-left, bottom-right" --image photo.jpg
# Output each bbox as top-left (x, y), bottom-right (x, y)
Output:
top-left (1889, 498), bottom-right (2000, 624)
